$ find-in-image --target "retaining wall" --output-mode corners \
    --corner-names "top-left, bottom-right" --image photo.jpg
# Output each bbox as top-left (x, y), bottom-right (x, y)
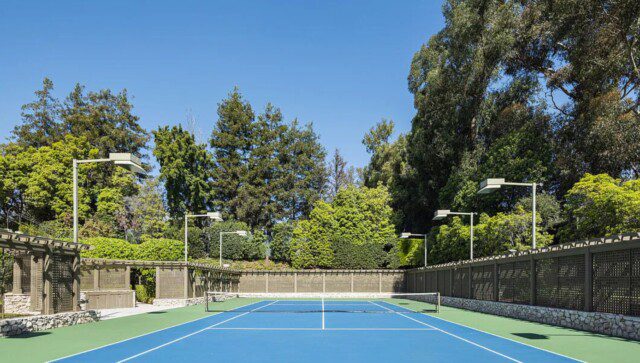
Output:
top-left (0, 310), bottom-right (100, 337)
top-left (424, 295), bottom-right (640, 341)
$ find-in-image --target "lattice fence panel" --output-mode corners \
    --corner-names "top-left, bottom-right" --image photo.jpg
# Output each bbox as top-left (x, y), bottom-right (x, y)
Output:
top-left (557, 255), bottom-right (585, 310)
top-left (99, 268), bottom-right (127, 290)
top-left (472, 265), bottom-right (494, 301)
top-left (20, 257), bottom-right (31, 293)
top-left (79, 267), bottom-right (94, 290)
top-left (536, 258), bottom-right (558, 308)
top-left (426, 271), bottom-right (437, 293)
top-left (415, 272), bottom-right (424, 293)
top-left (593, 250), bottom-right (630, 314)
top-left (631, 249), bottom-right (640, 316)
top-left (50, 255), bottom-right (74, 313)
top-left (452, 268), bottom-right (469, 298)
top-left (498, 261), bottom-right (530, 304)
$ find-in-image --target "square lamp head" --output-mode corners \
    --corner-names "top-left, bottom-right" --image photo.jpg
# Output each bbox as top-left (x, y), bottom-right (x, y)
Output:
top-left (109, 153), bottom-right (146, 174)
top-left (478, 178), bottom-right (505, 194)
top-left (433, 210), bottom-right (451, 221)
top-left (206, 212), bottom-right (223, 222)
top-left (399, 232), bottom-right (412, 239)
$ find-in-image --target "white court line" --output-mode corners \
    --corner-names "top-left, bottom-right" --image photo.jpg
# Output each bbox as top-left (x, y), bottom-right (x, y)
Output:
top-left (206, 327), bottom-right (436, 331)
top-left (47, 300), bottom-right (264, 363)
top-left (383, 301), bottom-right (585, 363)
top-left (321, 297), bottom-right (325, 330)
top-left (117, 300), bottom-right (279, 363)
top-left (368, 301), bottom-right (523, 363)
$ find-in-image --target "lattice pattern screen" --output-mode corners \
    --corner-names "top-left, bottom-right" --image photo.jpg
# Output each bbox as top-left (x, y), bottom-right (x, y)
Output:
top-left (99, 268), bottom-right (127, 290)
top-left (498, 261), bottom-right (530, 304)
top-left (632, 249), bottom-right (640, 316)
top-left (452, 268), bottom-right (469, 298)
top-left (415, 272), bottom-right (424, 293)
top-left (20, 257), bottom-right (31, 293)
top-left (557, 255), bottom-right (584, 310)
top-left (472, 265), bottom-right (494, 301)
top-left (50, 255), bottom-right (74, 313)
top-left (425, 271), bottom-right (437, 293)
top-left (79, 268), bottom-right (94, 290)
top-left (593, 250), bottom-right (630, 315)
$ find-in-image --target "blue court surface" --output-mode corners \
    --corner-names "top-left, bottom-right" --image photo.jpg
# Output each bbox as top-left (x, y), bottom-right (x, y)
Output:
top-left (52, 299), bottom-right (582, 362)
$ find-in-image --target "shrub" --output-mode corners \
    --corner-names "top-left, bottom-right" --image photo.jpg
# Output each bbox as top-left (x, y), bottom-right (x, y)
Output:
top-left (136, 238), bottom-right (183, 261)
top-left (135, 284), bottom-right (153, 304)
top-left (81, 237), bottom-right (136, 259)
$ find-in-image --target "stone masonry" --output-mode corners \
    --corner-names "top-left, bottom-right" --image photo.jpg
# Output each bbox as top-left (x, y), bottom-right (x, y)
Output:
top-left (0, 310), bottom-right (100, 337)
top-left (2, 293), bottom-right (36, 315)
top-left (419, 295), bottom-right (640, 341)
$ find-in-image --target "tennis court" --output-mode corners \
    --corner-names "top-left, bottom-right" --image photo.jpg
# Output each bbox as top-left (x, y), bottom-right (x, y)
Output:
top-left (52, 294), bottom-right (582, 363)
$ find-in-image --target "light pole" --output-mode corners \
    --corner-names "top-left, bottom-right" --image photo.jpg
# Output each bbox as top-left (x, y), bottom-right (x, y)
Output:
top-left (477, 178), bottom-right (541, 249)
top-left (73, 153), bottom-right (145, 243)
top-left (399, 232), bottom-right (428, 267)
top-left (184, 212), bottom-right (223, 262)
top-left (432, 210), bottom-right (477, 260)
top-left (219, 230), bottom-right (248, 267)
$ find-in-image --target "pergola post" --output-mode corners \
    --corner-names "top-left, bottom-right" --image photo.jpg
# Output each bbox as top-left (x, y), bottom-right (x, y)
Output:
top-left (12, 258), bottom-right (22, 294)
top-left (72, 253), bottom-right (81, 311)
top-left (155, 266), bottom-right (161, 300)
top-left (42, 253), bottom-right (52, 315)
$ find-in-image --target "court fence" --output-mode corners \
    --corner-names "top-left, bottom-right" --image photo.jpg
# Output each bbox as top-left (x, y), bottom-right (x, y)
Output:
top-left (406, 232), bottom-right (640, 317)
top-left (238, 270), bottom-right (405, 294)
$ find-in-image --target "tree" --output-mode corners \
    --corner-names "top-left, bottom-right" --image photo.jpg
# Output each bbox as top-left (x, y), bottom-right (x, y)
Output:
top-left (290, 185), bottom-right (398, 268)
top-left (153, 125), bottom-right (213, 220)
top-left (11, 78), bottom-right (62, 148)
top-left (270, 221), bottom-right (295, 262)
top-left (326, 149), bottom-right (355, 200)
top-left (277, 120), bottom-right (327, 220)
top-left (117, 178), bottom-right (168, 240)
top-left (210, 89), bottom-right (255, 220)
top-left (560, 173), bottom-right (640, 241)
top-left (61, 84), bottom-right (149, 157)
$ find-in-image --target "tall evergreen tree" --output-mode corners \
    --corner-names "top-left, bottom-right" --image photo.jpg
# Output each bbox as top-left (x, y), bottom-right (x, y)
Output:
top-left (210, 89), bottom-right (255, 220)
top-left (326, 149), bottom-right (354, 200)
top-left (11, 78), bottom-right (62, 148)
top-left (154, 125), bottom-right (213, 220)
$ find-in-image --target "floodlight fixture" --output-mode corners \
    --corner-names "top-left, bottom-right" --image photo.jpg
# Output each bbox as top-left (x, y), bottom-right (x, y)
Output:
top-left (477, 178), bottom-right (505, 194)
top-left (432, 210), bottom-right (451, 221)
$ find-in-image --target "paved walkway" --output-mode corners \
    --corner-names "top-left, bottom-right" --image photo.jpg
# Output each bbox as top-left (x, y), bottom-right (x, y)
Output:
top-left (97, 303), bottom-right (173, 320)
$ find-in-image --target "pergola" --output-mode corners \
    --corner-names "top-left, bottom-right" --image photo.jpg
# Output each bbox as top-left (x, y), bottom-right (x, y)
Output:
top-left (1, 231), bottom-right (91, 315)
top-left (80, 258), bottom-right (240, 309)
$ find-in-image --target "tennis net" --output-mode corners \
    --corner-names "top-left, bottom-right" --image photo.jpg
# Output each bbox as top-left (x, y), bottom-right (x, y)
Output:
top-left (204, 292), bottom-right (440, 314)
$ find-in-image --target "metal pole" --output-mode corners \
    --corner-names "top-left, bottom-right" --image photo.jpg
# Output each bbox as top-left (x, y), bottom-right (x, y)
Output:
top-left (470, 213), bottom-right (474, 260)
top-left (73, 159), bottom-right (79, 243)
top-left (424, 235), bottom-right (428, 267)
top-left (219, 233), bottom-right (223, 267)
top-left (532, 183), bottom-right (537, 249)
top-left (184, 215), bottom-right (188, 262)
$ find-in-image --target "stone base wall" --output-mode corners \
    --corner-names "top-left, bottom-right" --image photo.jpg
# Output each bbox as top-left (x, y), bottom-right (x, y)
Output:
top-left (0, 310), bottom-right (100, 337)
top-left (3, 293), bottom-right (37, 315)
top-left (153, 297), bottom-right (205, 308)
top-left (424, 295), bottom-right (640, 341)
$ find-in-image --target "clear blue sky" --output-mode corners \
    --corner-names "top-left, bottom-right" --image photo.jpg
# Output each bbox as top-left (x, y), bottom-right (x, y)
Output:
top-left (0, 1), bottom-right (444, 168)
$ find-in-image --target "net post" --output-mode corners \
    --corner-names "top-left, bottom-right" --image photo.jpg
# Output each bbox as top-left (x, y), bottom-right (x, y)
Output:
top-left (437, 292), bottom-right (441, 313)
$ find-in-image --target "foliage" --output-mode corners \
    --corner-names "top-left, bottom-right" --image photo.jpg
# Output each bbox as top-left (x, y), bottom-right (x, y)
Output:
top-left (561, 173), bottom-right (640, 240)
top-left (118, 178), bottom-right (168, 241)
top-left (326, 149), bottom-right (356, 200)
top-left (210, 89), bottom-right (327, 229)
top-left (270, 221), bottom-right (294, 262)
top-left (153, 124), bottom-right (213, 220)
top-left (203, 220), bottom-right (264, 261)
top-left (290, 185), bottom-right (398, 268)
top-left (136, 238), bottom-right (183, 261)
top-left (395, 237), bottom-right (423, 268)
top-left (81, 237), bottom-right (136, 260)
top-left (135, 284), bottom-right (154, 304)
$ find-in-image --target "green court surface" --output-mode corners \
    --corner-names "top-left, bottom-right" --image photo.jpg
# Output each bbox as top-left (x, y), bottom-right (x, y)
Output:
top-left (1, 300), bottom-right (638, 363)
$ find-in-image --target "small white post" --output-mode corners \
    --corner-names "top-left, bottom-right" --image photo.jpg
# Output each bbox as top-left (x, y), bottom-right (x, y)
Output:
top-left (470, 213), bottom-right (474, 260)
top-left (73, 159), bottom-right (79, 243)
top-left (219, 233), bottom-right (223, 267)
top-left (184, 215), bottom-right (189, 263)
top-left (532, 183), bottom-right (537, 250)
top-left (423, 235), bottom-right (428, 267)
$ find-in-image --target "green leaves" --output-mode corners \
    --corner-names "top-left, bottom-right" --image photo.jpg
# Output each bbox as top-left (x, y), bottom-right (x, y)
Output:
top-left (153, 124), bottom-right (213, 219)
top-left (562, 173), bottom-right (640, 240)
top-left (289, 185), bottom-right (398, 269)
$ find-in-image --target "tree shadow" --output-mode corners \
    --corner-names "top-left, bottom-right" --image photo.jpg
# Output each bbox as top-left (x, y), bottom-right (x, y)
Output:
top-left (6, 331), bottom-right (51, 338)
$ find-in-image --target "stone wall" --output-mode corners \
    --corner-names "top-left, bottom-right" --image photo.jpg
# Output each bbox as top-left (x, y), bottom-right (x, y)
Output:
top-left (0, 310), bottom-right (100, 337)
top-left (3, 293), bottom-right (37, 315)
top-left (152, 297), bottom-right (205, 308)
top-left (422, 295), bottom-right (640, 341)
